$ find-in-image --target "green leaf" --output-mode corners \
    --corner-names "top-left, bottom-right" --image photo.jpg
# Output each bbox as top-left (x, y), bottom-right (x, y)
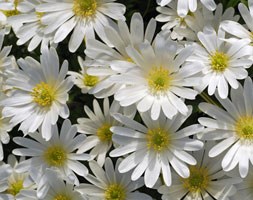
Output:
top-left (240, 0), bottom-right (248, 5)
top-left (226, 0), bottom-right (241, 7)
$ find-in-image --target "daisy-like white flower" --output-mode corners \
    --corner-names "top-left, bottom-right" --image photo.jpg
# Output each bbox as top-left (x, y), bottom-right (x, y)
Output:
top-left (39, 169), bottom-right (86, 200)
top-left (221, 0), bottom-right (253, 46)
top-left (0, 47), bottom-right (73, 140)
top-left (0, 29), bottom-right (17, 92)
top-left (12, 119), bottom-right (90, 197)
top-left (76, 158), bottom-right (152, 200)
top-left (0, 155), bottom-right (37, 200)
top-left (158, 141), bottom-right (240, 200)
top-left (156, 3), bottom-right (239, 41)
top-left (110, 33), bottom-right (200, 120)
top-left (77, 98), bottom-right (136, 166)
top-left (0, 93), bottom-right (14, 161)
top-left (84, 12), bottom-right (156, 98)
top-left (198, 77), bottom-right (253, 178)
top-left (156, 1), bottom-right (192, 41)
top-left (231, 167), bottom-right (253, 200)
top-left (0, 0), bottom-right (36, 33)
top-left (36, 0), bottom-right (126, 52)
top-left (188, 27), bottom-right (252, 99)
top-left (156, 0), bottom-right (216, 17)
top-left (8, 0), bottom-right (57, 52)
top-left (110, 107), bottom-right (204, 188)
top-left (68, 56), bottom-right (104, 94)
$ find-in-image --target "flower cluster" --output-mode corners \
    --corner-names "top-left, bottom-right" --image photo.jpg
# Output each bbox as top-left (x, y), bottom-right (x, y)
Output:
top-left (0, 0), bottom-right (252, 199)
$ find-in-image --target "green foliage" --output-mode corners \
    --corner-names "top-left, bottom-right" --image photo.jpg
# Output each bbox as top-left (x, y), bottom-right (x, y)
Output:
top-left (218, 0), bottom-right (248, 7)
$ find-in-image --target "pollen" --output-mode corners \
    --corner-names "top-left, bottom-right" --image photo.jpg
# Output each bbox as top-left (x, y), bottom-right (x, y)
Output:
top-left (104, 184), bottom-right (126, 200)
top-left (7, 179), bottom-right (24, 196)
top-left (1, 0), bottom-right (19, 17)
top-left (235, 116), bottom-right (253, 141)
top-left (43, 145), bottom-right (67, 167)
top-left (31, 82), bottom-right (55, 107)
top-left (73, 0), bottom-right (97, 18)
top-left (182, 166), bottom-right (210, 193)
top-left (97, 123), bottom-right (112, 142)
top-left (83, 74), bottom-right (99, 87)
top-left (147, 66), bottom-right (172, 95)
top-left (146, 128), bottom-right (171, 152)
top-left (125, 57), bottom-right (134, 63)
top-left (54, 194), bottom-right (71, 200)
top-left (210, 51), bottom-right (229, 72)
top-left (36, 12), bottom-right (44, 19)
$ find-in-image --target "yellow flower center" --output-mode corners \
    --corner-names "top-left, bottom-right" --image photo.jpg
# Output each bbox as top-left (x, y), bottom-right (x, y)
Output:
top-left (179, 17), bottom-right (186, 26)
top-left (235, 116), bottom-right (253, 141)
top-left (146, 128), bottom-right (171, 152)
top-left (104, 184), bottom-right (126, 200)
top-left (43, 145), bottom-right (67, 167)
top-left (210, 51), bottom-right (229, 72)
top-left (36, 12), bottom-right (44, 19)
top-left (73, 0), bottom-right (97, 18)
top-left (1, 0), bottom-right (19, 17)
top-left (97, 123), bottom-right (112, 142)
top-left (125, 57), bottom-right (134, 63)
top-left (7, 179), bottom-right (24, 196)
top-left (54, 194), bottom-right (71, 200)
top-left (31, 82), bottom-right (55, 107)
top-left (147, 66), bottom-right (172, 95)
top-left (182, 166), bottom-right (210, 193)
top-left (83, 74), bottom-right (99, 87)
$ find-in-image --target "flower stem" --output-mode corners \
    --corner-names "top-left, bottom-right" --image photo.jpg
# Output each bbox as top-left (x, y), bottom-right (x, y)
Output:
top-left (199, 92), bottom-right (220, 107)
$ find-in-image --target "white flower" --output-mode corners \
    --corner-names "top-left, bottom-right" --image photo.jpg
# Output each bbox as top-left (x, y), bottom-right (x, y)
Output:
top-left (156, 1), bottom-right (191, 41)
top-left (158, 141), bottom-right (240, 200)
top-left (39, 169), bottom-right (86, 200)
top-left (0, 93), bottom-right (14, 161)
top-left (111, 33), bottom-right (200, 120)
top-left (12, 119), bottom-right (90, 197)
top-left (76, 158), bottom-right (152, 200)
top-left (198, 77), bottom-right (253, 178)
top-left (68, 57), bottom-right (104, 94)
top-left (221, 0), bottom-right (253, 45)
top-left (0, 0), bottom-right (35, 33)
top-left (156, 3), bottom-right (239, 41)
top-left (156, 0), bottom-right (216, 17)
top-left (0, 47), bottom-right (73, 140)
top-left (188, 27), bottom-right (252, 99)
top-left (36, 0), bottom-right (126, 52)
top-left (8, 0), bottom-right (57, 52)
top-left (0, 155), bottom-right (37, 200)
top-left (77, 98), bottom-right (136, 166)
top-left (110, 107), bottom-right (204, 188)
top-left (231, 167), bottom-right (253, 200)
top-left (0, 29), bottom-right (17, 92)
top-left (84, 12), bottom-right (156, 98)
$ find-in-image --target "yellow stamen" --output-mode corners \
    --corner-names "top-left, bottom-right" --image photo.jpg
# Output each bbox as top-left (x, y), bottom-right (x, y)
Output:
top-left (182, 166), bottom-right (210, 193)
top-left (7, 179), bottom-right (24, 196)
top-left (235, 116), bottom-right (253, 141)
top-left (43, 145), bottom-right (67, 167)
top-left (210, 51), bottom-right (229, 72)
top-left (83, 74), bottom-right (99, 87)
top-left (146, 128), bottom-right (171, 152)
top-left (1, 0), bottom-right (19, 17)
top-left (97, 123), bottom-right (112, 142)
top-left (73, 0), bottom-right (97, 18)
top-left (31, 82), bottom-right (55, 107)
top-left (54, 194), bottom-right (71, 200)
top-left (147, 66), bottom-right (172, 95)
top-left (104, 184), bottom-right (126, 200)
